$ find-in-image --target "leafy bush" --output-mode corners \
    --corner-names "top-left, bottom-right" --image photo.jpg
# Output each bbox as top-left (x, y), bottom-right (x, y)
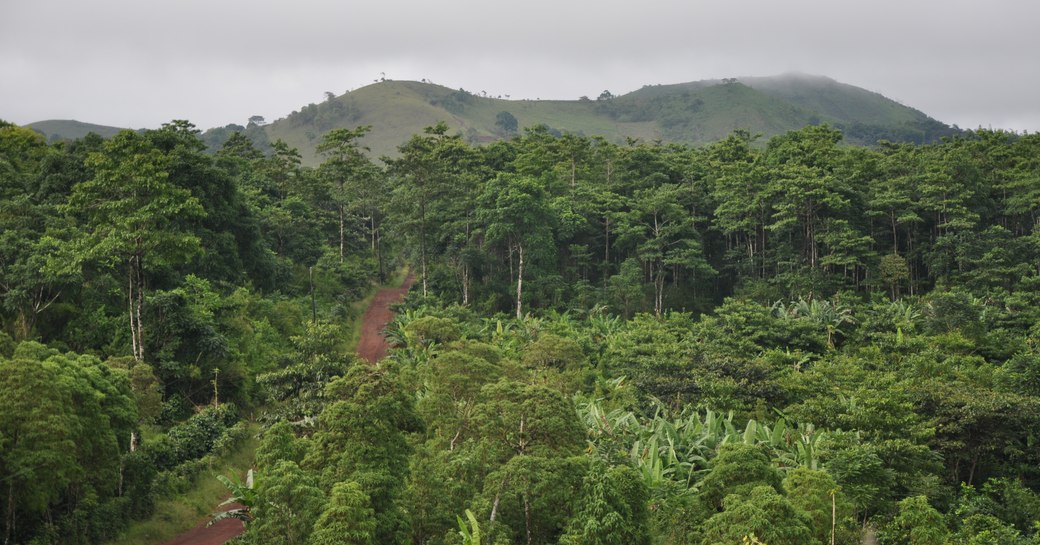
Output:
top-left (147, 403), bottom-right (239, 470)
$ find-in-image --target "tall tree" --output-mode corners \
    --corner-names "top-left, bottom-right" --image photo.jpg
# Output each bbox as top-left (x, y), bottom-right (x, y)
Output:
top-left (764, 125), bottom-right (851, 271)
top-left (479, 174), bottom-right (555, 319)
top-left (317, 126), bottom-right (380, 264)
top-left (61, 130), bottom-right (204, 361)
top-left (385, 123), bottom-right (462, 297)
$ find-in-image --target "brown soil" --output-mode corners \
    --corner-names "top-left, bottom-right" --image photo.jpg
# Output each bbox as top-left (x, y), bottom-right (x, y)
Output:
top-left (357, 271), bottom-right (416, 362)
top-left (157, 504), bottom-right (243, 545)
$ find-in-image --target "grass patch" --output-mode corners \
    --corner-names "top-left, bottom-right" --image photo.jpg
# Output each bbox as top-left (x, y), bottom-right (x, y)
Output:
top-left (104, 423), bottom-right (259, 545)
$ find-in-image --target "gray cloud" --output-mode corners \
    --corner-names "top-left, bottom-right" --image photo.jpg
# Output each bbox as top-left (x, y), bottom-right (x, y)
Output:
top-left (2, 0), bottom-right (1038, 131)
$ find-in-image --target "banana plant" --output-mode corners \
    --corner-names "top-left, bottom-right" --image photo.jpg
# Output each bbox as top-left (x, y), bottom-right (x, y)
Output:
top-left (578, 399), bottom-right (829, 491)
top-left (456, 509), bottom-right (482, 545)
top-left (209, 469), bottom-right (256, 525)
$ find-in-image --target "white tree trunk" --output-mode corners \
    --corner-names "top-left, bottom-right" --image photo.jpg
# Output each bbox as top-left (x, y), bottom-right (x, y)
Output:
top-left (516, 241), bottom-right (524, 320)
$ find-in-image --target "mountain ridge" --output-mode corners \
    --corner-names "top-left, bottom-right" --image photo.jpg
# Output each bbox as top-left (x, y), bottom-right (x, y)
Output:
top-left (24, 74), bottom-right (959, 163)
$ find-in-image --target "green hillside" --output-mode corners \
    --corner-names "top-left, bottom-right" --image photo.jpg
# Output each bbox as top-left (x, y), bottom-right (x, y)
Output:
top-left (27, 119), bottom-right (127, 141)
top-left (259, 81), bottom-right (660, 165)
top-left (246, 75), bottom-right (957, 164)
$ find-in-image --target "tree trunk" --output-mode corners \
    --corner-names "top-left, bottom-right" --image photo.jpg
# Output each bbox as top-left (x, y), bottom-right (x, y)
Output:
top-left (524, 495), bottom-right (533, 545)
top-left (654, 261), bottom-right (664, 317)
top-left (339, 205), bottom-right (345, 263)
top-left (462, 264), bottom-right (470, 306)
top-left (831, 490), bottom-right (837, 545)
top-left (129, 262), bottom-right (138, 362)
top-left (420, 195), bottom-right (429, 297)
top-left (516, 241), bottom-right (524, 320)
top-left (490, 475), bottom-right (509, 523)
top-left (136, 274), bottom-right (144, 361)
top-left (890, 211), bottom-right (899, 254)
top-left (375, 220), bottom-right (384, 280)
top-left (128, 253), bottom-right (145, 362)
top-left (371, 214), bottom-right (376, 255)
top-left (6, 481), bottom-right (14, 545)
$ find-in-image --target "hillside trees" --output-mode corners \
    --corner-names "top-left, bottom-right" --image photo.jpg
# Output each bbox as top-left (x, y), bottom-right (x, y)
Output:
top-left (317, 126), bottom-right (382, 265)
top-left (7, 115), bottom-right (1040, 545)
top-left (202, 124), bottom-right (1040, 545)
top-left (61, 128), bottom-right (204, 361)
top-left (479, 174), bottom-right (555, 319)
top-left (0, 124), bottom-right (74, 340)
top-left (385, 123), bottom-right (460, 297)
top-left (0, 345), bottom-right (137, 544)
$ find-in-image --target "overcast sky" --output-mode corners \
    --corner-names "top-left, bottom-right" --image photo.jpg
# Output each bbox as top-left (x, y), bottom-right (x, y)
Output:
top-left (2, 0), bottom-right (1038, 132)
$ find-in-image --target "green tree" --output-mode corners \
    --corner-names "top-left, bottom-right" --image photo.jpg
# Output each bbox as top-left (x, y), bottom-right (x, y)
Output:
top-left (479, 174), bottom-right (555, 318)
top-left (495, 111), bottom-right (519, 135)
top-left (559, 464), bottom-right (651, 545)
top-left (764, 125), bottom-right (851, 271)
top-left (385, 123), bottom-right (463, 297)
top-left (880, 495), bottom-right (948, 545)
top-left (0, 355), bottom-right (76, 543)
top-left (699, 486), bottom-right (817, 545)
top-left (697, 443), bottom-right (784, 511)
top-left (472, 379), bottom-right (585, 462)
top-left (868, 143), bottom-right (923, 257)
top-left (615, 182), bottom-right (712, 315)
top-left (0, 124), bottom-right (73, 340)
top-left (61, 130), bottom-right (204, 361)
top-left (0, 346), bottom-right (137, 544)
top-left (316, 125), bottom-right (381, 264)
top-left (248, 460), bottom-right (325, 545)
top-left (708, 130), bottom-right (771, 278)
top-left (783, 468), bottom-right (856, 545)
top-left (305, 365), bottom-right (421, 544)
top-left (255, 420), bottom-right (308, 470)
top-left (418, 349), bottom-right (501, 450)
top-left (309, 481), bottom-right (377, 545)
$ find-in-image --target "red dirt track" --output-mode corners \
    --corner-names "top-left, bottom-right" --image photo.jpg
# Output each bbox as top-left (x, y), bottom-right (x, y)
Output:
top-left (157, 504), bottom-right (243, 545)
top-left (156, 274), bottom-right (413, 545)
top-left (357, 271), bottom-right (415, 362)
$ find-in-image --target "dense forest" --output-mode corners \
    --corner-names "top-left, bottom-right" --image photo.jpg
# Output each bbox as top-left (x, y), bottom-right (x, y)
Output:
top-left (2, 117), bottom-right (1040, 545)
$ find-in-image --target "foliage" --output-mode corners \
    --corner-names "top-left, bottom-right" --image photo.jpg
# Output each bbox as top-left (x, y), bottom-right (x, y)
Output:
top-left (879, 495), bottom-right (948, 545)
top-left (309, 481), bottom-right (377, 545)
top-left (5, 116), bottom-right (1040, 545)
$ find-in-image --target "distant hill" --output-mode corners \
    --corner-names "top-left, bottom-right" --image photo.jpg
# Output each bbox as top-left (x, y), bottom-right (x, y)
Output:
top-left (26, 119), bottom-right (126, 141)
top-left (26, 75), bottom-right (958, 164)
top-left (233, 74), bottom-right (958, 164)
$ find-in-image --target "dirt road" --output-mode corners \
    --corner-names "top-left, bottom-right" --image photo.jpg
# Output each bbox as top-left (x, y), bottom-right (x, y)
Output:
top-left (356, 271), bottom-right (415, 362)
top-left (157, 504), bottom-right (243, 545)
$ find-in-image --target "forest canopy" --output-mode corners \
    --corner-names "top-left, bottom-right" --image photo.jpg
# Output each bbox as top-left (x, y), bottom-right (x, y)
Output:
top-left (2, 117), bottom-right (1040, 545)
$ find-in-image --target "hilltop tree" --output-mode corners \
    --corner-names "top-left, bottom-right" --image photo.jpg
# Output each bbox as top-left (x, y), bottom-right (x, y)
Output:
top-left (496, 111), bottom-right (519, 135)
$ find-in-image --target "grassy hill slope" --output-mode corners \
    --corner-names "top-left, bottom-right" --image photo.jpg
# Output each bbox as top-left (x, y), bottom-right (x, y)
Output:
top-left (27, 119), bottom-right (127, 141)
top-left (250, 75), bottom-right (957, 164)
top-left (261, 81), bottom-right (660, 164)
top-left (23, 75), bottom-right (959, 163)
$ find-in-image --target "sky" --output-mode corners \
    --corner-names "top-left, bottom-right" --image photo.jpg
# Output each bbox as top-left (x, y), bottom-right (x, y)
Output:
top-left (2, 0), bottom-right (1039, 132)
